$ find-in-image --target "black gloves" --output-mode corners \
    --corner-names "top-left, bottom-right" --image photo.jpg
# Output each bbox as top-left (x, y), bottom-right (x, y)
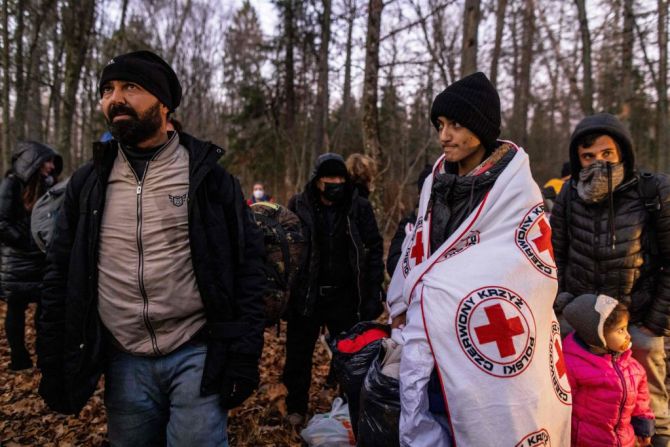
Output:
top-left (219, 353), bottom-right (260, 410)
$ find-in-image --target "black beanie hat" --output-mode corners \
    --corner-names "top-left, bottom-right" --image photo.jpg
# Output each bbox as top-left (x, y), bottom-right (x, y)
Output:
top-left (99, 50), bottom-right (182, 112)
top-left (312, 153), bottom-right (349, 180)
top-left (430, 72), bottom-right (501, 151)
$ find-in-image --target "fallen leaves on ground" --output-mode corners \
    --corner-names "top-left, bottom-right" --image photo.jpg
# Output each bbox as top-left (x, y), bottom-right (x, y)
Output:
top-left (0, 303), bottom-right (338, 446)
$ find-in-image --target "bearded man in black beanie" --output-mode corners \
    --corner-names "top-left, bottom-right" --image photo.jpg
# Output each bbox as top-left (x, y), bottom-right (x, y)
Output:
top-left (282, 152), bottom-right (384, 427)
top-left (37, 50), bottom-right (266, 446)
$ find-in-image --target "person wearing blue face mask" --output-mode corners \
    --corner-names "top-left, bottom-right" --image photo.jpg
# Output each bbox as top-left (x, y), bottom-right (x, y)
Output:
top-left (283, 152), bottom-right (384, 427)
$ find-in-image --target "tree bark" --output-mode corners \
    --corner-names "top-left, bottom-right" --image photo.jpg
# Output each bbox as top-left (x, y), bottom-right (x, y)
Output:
top-left (12, 0), bottom-right (26, 141)
top-left (510, 0), bottom-right (534, 146)
top-left (618, 0), bottom-right (634, 123)
top-left (460, 0), bottom-right (480, 76)
top-left (57, 0), bottom-right (96, 172)
top-left (657, 0), bottom-right (669, 171)
top-left (362, 0), bottom-right (383, 164)
top-left (313, 0), bottom-right (331, 158)
top-left (342, 0), bottom-right (355, 117)
top-left (281, 0), bottom-right (297, 200)
top-left (490, 0), bottom-right (508, 87)
top-left (1, 0), bottom-right (10, 171)
top-left (574, 0), bottom-right (594, 115)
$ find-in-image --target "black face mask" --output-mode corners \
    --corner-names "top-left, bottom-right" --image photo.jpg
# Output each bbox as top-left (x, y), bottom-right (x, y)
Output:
top-left (322, 182), bottom-right (346, 202)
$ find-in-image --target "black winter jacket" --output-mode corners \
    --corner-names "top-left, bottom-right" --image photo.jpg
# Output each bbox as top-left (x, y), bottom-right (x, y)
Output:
top-left (552, 113), bottom-right (670, 336)
top-left (288, 183), bottom-right (384, 318)
top-left (551, 175), bottom-right (670, 335)
top-left (0, 141), bottom-right (62, 298)
top-left (37, 133), bottom-right (266, 413)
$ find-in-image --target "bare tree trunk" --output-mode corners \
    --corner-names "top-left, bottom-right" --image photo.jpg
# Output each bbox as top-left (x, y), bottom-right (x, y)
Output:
top-left (1, 0), bottom-right (10, 171)
top-left (342, 0), bottom-right (355, 117)
top-left (12, 0), bottom-right (26, 141)
top-left (119, 0), bottom-right (129, 33)
top-left (490, 0), bottom-right (508, 87)
top-left (313, 0), bottom-right (331, 158)
top-left (57, 0), bottom-right (96, 172)
top-left (460, 0), bottom-right (480, 76)
top-left (620, 0), bottom-right (634, 122)
top-left (574, 0), bottom-right (594, 115)
top-left (362, 0), bottom-right (383, 164)
top-left (282, 0), bottom-right (297, 201)
top-left (510, 0), bottom-right (534, 146)
top-left (657, 0), bottom-right (669, 171)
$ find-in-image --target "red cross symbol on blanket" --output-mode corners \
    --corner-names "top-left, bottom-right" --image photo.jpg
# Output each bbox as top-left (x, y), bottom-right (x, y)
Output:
top-left (554, 338), bottom-right (566, 378)
top-left (474, 304), bottom-right (524, 358)
top-left (532, 218), bottom-right (554, 261)
top-left (410, 230), bottom-right (424, 263)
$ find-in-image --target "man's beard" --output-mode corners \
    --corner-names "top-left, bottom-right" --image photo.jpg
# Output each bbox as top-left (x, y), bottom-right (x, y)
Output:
top-left (106, 101), bottom-right (162, 146)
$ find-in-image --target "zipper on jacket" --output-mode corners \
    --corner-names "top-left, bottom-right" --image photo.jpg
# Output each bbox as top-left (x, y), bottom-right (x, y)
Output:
top-left (122, 146), bottom-right (169, 357)
top-left (347, 217), bottom-right (362, 320)
top-left (593, 204), bottom-right (603, 293)
top-left (612, 355), bottom-right (627, 447)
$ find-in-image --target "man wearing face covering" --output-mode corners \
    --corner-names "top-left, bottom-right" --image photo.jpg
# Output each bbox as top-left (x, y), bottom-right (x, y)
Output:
top-left (282, 153), bottom-right (384, 426)
top-left (551, 112), bottom-right (670, 447)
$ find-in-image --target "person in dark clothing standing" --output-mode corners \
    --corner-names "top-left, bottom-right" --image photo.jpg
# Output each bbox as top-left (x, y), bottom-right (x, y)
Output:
top-left (283, 153), bottom-right (384, 426)
top-left (551, 113), bottom-right (670, 447)
top-left (37, 51), bottom-right (266, 446)
top-left (0, 141), bottom-right (61, 370)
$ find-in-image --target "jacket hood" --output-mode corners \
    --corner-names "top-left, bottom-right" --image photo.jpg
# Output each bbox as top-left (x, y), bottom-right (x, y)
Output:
top-left (563, 293), bottom-right (619, 349)
top-left (11, 141), bottom-right (63, 183)
top-left (310, 152), bottom-right (349, 182)
top-left (569, 113), bottom-right (635, 179)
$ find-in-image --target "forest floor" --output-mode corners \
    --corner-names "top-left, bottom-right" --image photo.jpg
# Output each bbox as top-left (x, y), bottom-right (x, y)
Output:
top-left (0, 302), bottom-right (338, 446)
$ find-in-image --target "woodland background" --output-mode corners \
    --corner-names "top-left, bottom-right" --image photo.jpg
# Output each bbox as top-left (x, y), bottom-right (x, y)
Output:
top-left (1, 0), bottom-right (669, 236)
top-left (1, 1), bottom-right (670, 445)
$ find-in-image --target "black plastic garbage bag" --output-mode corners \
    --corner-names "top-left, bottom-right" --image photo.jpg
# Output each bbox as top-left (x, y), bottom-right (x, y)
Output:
top-left (357, 344), bottom-right (400, 447)
top-left (329, 322), bottom-right (390, 439)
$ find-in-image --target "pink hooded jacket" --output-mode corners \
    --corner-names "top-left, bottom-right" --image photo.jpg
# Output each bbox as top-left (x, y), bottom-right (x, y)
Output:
top-left (564, 333), bottom-right (655, 447)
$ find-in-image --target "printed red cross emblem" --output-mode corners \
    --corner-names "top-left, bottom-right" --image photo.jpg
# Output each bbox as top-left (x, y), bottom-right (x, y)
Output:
top-left (532, 218), bottom-right (554, 261)
top-left (410, 230), bottom-right (424, 264)
top-left (474, 304), bottom-right (524, 358)
top-left (554, 339), bottom-right (566, 378)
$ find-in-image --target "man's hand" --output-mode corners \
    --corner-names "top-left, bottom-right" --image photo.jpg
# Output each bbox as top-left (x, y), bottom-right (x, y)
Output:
top-left (391, 312), bottom-right (406, 329)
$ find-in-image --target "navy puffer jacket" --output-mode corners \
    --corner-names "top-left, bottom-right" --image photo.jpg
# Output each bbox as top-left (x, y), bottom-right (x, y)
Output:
top-left (0, 141), bottom-right (62, 298)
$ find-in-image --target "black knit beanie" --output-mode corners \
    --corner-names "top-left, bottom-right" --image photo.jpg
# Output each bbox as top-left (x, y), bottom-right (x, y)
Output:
top-left (430, 72), bottom-right (501, 151)
top-left (313, 153), bottom-right (349, 180)
top-left (99, 50), bottom-right (182, 112)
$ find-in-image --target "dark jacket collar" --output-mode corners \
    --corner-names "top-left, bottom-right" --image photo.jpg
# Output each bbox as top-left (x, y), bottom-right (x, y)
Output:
top-left (91, 132), bottom-right (225, 181)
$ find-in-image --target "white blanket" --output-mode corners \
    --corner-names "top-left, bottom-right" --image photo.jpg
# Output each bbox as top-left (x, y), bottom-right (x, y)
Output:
top-left (391, 143), bottom-right (572, 446)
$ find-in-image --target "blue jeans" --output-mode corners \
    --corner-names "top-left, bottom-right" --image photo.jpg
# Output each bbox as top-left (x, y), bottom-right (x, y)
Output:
top-left (105, 341), bottom-right (229, 447)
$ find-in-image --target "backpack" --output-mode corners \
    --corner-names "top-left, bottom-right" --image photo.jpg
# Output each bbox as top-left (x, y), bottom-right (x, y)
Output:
top-left (250, 201), bottom-right (305, 326)
top-left (31, 178), bottom-right (70, 253)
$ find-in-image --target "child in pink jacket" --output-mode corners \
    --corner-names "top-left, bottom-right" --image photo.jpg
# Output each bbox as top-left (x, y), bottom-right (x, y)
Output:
top-left (563, 293), bottom-right (655, 447)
